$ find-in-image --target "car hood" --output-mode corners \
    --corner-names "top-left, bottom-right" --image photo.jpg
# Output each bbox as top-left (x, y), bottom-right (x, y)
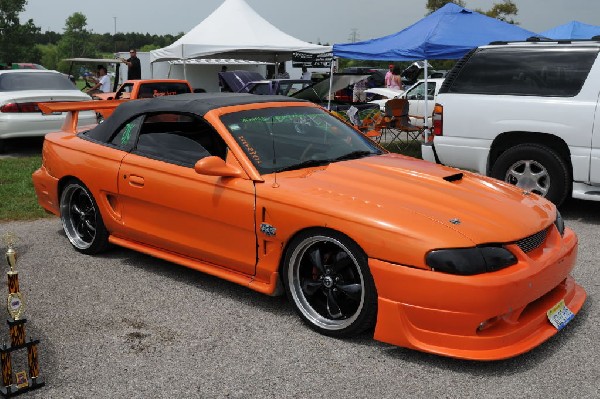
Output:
top-left (270, 154), bottom-right (554, 245)
top-left (364, 87), bottom-right (404, 98)
top-left (292, 73), bottom-right (372, 102)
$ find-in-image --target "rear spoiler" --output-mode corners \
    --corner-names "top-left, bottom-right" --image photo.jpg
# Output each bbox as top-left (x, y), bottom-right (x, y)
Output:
top-left (38, 100), bottom-right (125, 133)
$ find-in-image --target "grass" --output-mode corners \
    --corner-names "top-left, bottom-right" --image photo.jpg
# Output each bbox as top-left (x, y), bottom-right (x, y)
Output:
top-left (0, 156), bottom-right (49, 221)
top-left (0, 143), bottom-right (421, 222)
top-left (383, 140), bottom-right (422, 158)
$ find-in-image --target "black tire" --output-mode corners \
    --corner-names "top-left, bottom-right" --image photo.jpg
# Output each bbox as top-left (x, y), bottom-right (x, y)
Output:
top-left (491, 143), bottom-right (570, 206)
top-left (60, 181), bottom-right (109, 254)
top-left (282, 229), bottom-right (377, 338)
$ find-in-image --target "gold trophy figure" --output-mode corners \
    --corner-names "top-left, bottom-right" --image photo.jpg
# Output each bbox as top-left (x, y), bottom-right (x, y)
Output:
top-left (0, 233), bottom-right (44, 397)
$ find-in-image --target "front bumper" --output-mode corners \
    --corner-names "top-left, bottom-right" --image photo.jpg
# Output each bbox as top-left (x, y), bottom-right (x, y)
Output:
top-left (369, 226), bottom-right (586, 360)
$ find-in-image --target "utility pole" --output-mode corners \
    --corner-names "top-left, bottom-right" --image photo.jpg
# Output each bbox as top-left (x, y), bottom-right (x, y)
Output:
top-left (348, 29), bottom-right (359, 43)
top-left (113, 17), bottom-right (117, 53)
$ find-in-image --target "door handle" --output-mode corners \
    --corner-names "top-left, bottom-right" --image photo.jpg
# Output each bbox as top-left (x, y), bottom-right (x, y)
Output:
top-left (128, 174), bottom-right (145, 187)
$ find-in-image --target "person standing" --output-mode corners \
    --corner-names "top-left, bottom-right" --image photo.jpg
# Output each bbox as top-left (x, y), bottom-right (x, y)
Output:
top-left (301, 66), bottom-right (311, 81)
top-left (385, 64), bottom-right (394, 88)
top-left (389, 65), bottom-right (404, 90)
top-left (122, 49), bottom-right (141, 80)
top-left (352, 78), bottom-right (367, 103)
top-left (219, 65), bottom-right (228, 92)
top-left (274, 64), bottom-right (289, 79)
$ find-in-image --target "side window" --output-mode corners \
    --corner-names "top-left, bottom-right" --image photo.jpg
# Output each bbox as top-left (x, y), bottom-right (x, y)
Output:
top-left (110, 116), bottom-right (143, 149)
top-left (406, 83), bottom-right (425, 100)
top-left (115, 83), bottom-right (134, 99)
top-left (427, 82), bottom-right (436, 100)
top-left (448, 47), bottom-right (599, 97)
top-left (132, 113), bottom-right (227, 168)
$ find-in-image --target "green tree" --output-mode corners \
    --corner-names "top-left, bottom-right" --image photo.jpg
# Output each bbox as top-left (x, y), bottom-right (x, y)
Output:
top-left (57, 12), bottom-right (96, 60)
top-left (36, 43), bottom-right (59, 70)
top-left (426, 0), bottom-right (465, 14)
top-left (0, 0), bottom-right (41, 63)
top-left (477, 0), bottom-right (519, 24)
top-left (426, 0), bottom-right (518, 24)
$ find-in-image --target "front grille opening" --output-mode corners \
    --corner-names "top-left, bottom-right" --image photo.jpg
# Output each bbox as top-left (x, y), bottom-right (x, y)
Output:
top-left (515, 227), bottom-right (549, 253)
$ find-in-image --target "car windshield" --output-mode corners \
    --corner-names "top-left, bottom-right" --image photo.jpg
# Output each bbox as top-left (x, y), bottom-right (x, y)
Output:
top-left (221, 106), bottom-right (382, 174)
top-left (0, 72), bottom-right (76, 91)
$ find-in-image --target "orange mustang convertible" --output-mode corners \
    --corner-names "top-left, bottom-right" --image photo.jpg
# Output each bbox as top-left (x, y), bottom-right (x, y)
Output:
top-left (33, 93), bottom-right (586, 360)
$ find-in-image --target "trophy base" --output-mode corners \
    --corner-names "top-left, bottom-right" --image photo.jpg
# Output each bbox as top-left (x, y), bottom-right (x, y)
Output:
top-left (0, 376), bottom-right (45, 398)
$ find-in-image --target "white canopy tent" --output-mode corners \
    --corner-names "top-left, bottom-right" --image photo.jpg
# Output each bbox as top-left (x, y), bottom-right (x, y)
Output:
top-left (150, 0), bottom-right (331, 76)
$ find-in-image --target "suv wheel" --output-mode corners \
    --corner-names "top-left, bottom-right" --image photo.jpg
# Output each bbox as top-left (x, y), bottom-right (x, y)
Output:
top-left (491, 143), bottom-right (570, 206)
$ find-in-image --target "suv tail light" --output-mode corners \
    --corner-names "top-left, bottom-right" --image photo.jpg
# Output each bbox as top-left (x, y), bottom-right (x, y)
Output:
top-left (429, 104), bottom-right (443, 143)
top-left (0, 102), bottom-right (41, 113)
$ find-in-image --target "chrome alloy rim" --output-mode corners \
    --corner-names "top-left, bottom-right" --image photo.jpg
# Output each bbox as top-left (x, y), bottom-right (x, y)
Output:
top-left (288, 236), bottom-right (365, 331)
top-left (505, 160), bottom-right (550, 197)
top-left (61, 185), bottom-right (97, 250)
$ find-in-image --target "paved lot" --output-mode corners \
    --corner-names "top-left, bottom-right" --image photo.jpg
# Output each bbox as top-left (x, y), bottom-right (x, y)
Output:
top-left (0, 199), bottom-right (597, 398)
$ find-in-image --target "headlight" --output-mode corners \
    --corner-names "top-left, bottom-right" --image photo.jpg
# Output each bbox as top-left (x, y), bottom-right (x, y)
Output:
top-left (554, 210), bottom-right (565, 236)
top-left (426, 246), bottom-right (517, 275)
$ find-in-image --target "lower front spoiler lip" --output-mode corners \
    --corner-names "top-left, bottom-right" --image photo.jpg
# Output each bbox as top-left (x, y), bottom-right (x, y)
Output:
top-left (372, 276), bottom-right (586, 361)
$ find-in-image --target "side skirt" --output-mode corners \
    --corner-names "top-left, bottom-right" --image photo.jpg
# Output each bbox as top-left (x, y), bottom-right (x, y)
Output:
top-left (108, 235), bottom-right (280, 295)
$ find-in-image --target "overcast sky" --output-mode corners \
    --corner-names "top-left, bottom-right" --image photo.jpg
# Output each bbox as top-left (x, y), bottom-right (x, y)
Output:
top-left (21, 0), bottom-right (600, 44)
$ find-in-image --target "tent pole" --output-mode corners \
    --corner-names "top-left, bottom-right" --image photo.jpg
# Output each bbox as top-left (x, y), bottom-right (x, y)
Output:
top-left (327, 58), bottom-right (335, 111)
top-left (423, 60), bottom-right (430, 142)
top-left (182, 44), bottom-right (187, 81)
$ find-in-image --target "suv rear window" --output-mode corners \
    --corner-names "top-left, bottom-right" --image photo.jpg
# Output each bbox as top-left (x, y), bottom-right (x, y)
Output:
top-left (445, 47), bottom-right (599, 97)
top-left (0, 72), bottom-right (76, 91)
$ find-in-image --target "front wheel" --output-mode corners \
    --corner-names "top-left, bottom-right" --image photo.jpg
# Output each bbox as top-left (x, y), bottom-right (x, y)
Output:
top-left (60, 181), bottom-right (109, 254)
top-left (491, 143), bottom-right (570, 206)
top-left (283, 229), bottom-right (377, 338)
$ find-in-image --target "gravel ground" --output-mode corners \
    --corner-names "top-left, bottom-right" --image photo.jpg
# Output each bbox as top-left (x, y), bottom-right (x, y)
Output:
top-left (0, 200), bottom-right (597, 399)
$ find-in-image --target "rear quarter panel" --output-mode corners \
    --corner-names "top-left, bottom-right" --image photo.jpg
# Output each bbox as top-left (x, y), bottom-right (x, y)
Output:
top-left (44, 133), bottom-right (128, 233)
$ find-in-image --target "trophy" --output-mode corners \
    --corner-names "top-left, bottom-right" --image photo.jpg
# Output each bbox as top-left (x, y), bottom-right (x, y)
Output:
top-left (0, 233), bottom-right (44, 397)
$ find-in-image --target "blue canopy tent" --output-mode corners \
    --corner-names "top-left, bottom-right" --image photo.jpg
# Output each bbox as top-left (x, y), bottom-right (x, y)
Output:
top-left (539, 21), bottom-right (600, 39)
top-left (332, 3), bottom-right (538, 134)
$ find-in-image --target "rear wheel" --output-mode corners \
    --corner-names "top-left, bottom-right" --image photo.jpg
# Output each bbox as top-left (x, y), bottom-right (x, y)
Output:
top-left (283, 229), bottom-right (377, 337)
top-left (491, 143), bottom-right (570, 206)
top-left (60, 181), bottom-right (109, 254)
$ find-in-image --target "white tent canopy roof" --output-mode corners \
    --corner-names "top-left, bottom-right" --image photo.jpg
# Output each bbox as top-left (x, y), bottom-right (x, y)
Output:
top-left (150, 0), bottom-right (331, 63)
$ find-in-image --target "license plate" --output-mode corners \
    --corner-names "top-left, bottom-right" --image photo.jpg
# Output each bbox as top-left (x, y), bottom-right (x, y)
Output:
top-left (547, 299), bottom-right (575, 330)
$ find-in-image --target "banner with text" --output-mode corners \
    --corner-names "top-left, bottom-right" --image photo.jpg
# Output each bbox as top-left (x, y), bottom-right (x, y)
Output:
top-left (292, 52), bottom-right (333, 68)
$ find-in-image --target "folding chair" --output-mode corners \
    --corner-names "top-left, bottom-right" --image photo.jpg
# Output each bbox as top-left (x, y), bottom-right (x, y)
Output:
top-left (384, 98), bottom-right (425, 151)
top-left (358, 111), bottom-right (386, 143)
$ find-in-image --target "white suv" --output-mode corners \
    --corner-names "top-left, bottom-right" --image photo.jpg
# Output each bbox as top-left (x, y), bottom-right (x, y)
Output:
top-left (422, 39), bottom-right (600, 206)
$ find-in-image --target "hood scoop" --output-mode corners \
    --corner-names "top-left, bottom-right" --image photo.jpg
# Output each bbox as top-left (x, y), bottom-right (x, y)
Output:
top-left (443, 173), bottom-right (464, 183)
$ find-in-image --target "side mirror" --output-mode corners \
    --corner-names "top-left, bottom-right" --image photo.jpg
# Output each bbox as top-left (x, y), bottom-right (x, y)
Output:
top-left (194, 156), bottom-right (244, 178)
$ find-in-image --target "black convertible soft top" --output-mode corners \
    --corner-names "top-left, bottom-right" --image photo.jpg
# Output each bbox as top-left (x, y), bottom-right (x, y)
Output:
top-left (85, 92), bottom-right (308, 143)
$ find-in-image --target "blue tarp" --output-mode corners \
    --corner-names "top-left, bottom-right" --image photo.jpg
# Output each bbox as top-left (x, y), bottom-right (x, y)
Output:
top-left (333, 3), bottom-right (538, 61)
top-left (539, 21), bottom-right (600, 39)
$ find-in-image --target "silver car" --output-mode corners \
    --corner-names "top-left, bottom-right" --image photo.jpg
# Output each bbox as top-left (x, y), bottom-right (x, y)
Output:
top-left (0, 69), bottom-right (96, 152)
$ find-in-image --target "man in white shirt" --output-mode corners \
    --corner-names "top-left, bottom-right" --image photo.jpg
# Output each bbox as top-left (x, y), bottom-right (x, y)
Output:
top-left (301, 66), bottom-right (311, 81)
top-left (86, 65), bottom-right (111, 94)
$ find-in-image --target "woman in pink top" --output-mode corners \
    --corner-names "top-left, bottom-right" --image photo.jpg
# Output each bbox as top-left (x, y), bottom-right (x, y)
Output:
top-left (388, 65), bottom-right (404, 90)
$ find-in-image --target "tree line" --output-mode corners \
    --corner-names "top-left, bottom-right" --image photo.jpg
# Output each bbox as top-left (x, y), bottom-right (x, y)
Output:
top-left (0, 2), bottom-right (183, 73)
top-left (2, 0), bottom-right (519, 74)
